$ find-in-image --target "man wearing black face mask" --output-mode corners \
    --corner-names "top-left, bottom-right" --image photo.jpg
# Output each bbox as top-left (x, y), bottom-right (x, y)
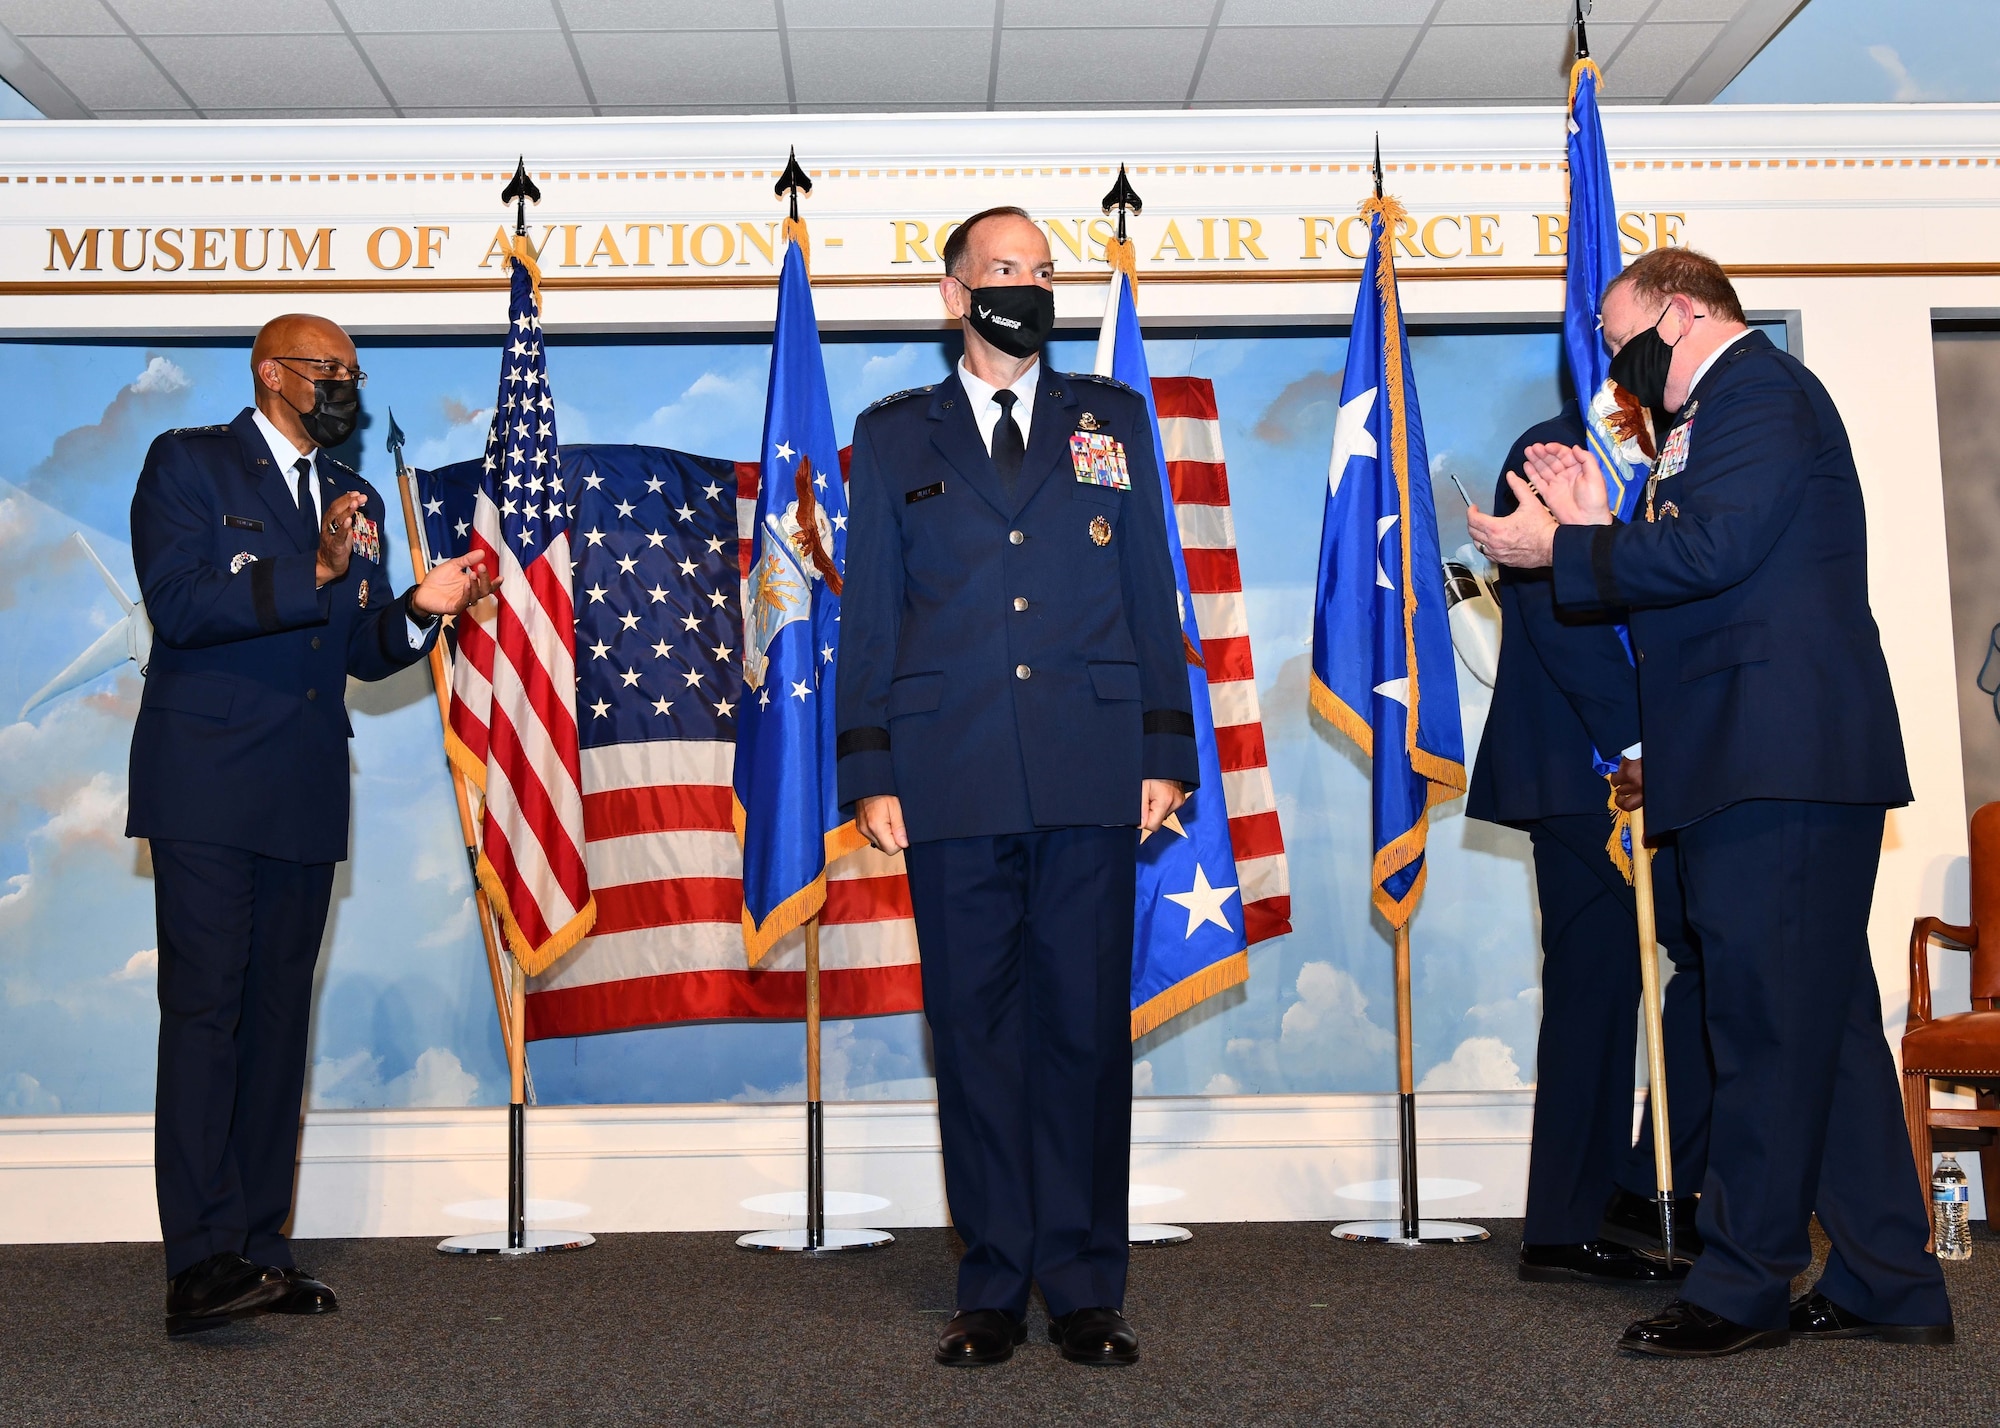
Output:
top-left (1469, 248), bottom-right (1950, 1357)
top-left (838, 208), bottom-right (1194, 1368)
top-left (127, 313), bottom-right (493, 1336)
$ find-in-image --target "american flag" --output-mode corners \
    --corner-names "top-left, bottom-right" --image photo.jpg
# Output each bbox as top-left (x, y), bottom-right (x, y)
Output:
top-left (1155, 377), bottom-right (1292, 945)
top-left (420, 384), bottom-right (1283, 1039)
top-left (443, 247), bottom-right (595, 975)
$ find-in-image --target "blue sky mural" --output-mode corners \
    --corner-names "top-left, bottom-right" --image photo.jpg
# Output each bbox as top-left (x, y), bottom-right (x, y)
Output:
top-left (0, 321), bottom-right (1583, 1113)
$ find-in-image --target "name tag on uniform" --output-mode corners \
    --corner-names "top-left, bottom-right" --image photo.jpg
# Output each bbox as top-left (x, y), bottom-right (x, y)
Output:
top-left (352, 511), bottom-right (382, 563)
top-left (223, 514), bottom-right (263, 531)
top-left (905, 481), bottom-right (945, 504)
top-left (1070, 431), bottom-right (1130, 490)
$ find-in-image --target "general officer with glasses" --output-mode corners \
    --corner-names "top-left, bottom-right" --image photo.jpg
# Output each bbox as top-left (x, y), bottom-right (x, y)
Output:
top-left (127, 314), bottom-right (493, 1336)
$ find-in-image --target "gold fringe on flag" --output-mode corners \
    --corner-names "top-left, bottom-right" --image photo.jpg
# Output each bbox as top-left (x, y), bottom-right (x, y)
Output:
top-left (733, 795), bottom-right (872, 966)
top-left (1105, 233), bottom-right (1138, 287)
top-left (1130, 949), bottom-right (1248, 1041)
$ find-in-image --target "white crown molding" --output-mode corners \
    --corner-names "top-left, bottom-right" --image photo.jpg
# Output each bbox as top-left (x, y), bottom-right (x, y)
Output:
top-left (3, 104), bottom-right (2000, 174)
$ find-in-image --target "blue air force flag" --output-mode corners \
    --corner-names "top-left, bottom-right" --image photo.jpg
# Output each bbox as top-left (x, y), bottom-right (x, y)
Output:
top-left (1566, 57), bottom-right (1650, 523)
top-left (1309, 197), bottom-right (1467, 928)
top-left (733, 237), bottom-right (863, 962)
top-left (1095, 266), bottom-right (1249, 1037)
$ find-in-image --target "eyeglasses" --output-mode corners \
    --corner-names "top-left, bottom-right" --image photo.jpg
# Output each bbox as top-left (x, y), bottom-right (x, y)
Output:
top-left (273, 356), bottom-right (368, 388)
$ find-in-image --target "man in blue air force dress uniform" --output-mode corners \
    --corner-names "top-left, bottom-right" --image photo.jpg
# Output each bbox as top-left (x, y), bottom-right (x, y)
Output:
top-left (127, 315), bottom-right (492, 1337)
top-left (1467, 403), bottom-right (1713, 1286)
top-left (1469, 248), bottom-right (1952, 1357)
top-left (836, 208), bottom-right (1195, 1368)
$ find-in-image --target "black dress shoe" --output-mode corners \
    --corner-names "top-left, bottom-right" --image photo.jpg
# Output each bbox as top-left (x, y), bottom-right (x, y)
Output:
top-left (1618, 1298), bottom-right (1789, 1358)
top-left (935, 1309), bottom-right (1026, 1366)
top-left (1789, 1291), bottom-right (1954, 1345)
top-left (265, 1267), bottom-right (339, 1315)
top-left (1048, 1307), bottom-right (1139, 1366)
top-left (165, 1252), bottom-right (288, 1338)
top-left (1519, 1240), bottom-right (1687, 1284)
top-left (1599, 1186), bottom-right (1706, 1259)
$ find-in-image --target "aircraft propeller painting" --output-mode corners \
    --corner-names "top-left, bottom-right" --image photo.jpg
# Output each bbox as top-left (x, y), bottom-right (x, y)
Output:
top-left (20, 531), bottom-right (152, 719)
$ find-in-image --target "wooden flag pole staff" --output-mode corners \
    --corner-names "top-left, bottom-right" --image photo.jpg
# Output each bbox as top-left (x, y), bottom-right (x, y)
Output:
top-left (1629, 807), bottom-right (1680, 1266)
top-left (1333, 917), bottom-right (1488, 1246)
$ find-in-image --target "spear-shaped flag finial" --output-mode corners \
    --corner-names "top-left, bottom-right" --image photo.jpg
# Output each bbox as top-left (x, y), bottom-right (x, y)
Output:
top-left (386, 407), bottom-right (407, 469)
top-left (501, 157), bottom-right (541, 237)
top-left (774, 146), bottom-right (813, 222)
top-left (1372, 133), bottom-right (1384, 201)
top-left (1574, 0), bottom-right (1591, 59)
top-left (1101, 163), bottom-right (1143, 245)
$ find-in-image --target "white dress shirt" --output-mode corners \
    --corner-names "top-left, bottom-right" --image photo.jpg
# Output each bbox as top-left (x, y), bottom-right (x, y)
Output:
top-left (957, 357), bottom-right (1040, 456)
top-left (251, 405), bottom-right (425, 646)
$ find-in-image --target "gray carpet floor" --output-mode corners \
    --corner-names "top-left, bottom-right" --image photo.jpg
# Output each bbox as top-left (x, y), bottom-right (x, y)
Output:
top-left (0, 1220), bottom-right (1990, 1427)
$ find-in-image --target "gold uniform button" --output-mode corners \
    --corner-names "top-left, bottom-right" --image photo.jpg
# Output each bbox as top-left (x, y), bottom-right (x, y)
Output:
top-left (311, 636), bottom-right (321, 650)
top-left (1009, 530), bottom-right (1025, 545)
top-left (1015, 664), bottom-right (1032, 680)
top-left (306, 688), bottom-right (318, 701)
top-left (1012, 597), bottom-right (1028, 612)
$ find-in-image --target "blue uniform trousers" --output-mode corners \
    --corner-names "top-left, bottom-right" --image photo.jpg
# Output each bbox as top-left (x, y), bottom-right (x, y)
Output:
top-left (905, 826), bottom-right (1136, 1319)
top-left (152, 838), bottom-right (332, 1278)
top-left (1676, 800), bottom-right (1949, 1329)
top-left (1525, 812), bottom-right (1712, 1243)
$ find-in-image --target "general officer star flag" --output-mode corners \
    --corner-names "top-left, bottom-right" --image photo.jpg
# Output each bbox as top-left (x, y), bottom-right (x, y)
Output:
top-left (1566, 53), bottom-right (1650, 525)
top-left (1310, 194), bottom-right (1466, 928)
top-left (1095, 259), bottom-right (1250, 1037)
top-left (733, 228), bottom-right (865, 963)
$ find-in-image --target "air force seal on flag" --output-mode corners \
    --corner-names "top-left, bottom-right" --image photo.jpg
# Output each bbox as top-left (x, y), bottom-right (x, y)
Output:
top-left (744, 461), bottom-right (839, 692)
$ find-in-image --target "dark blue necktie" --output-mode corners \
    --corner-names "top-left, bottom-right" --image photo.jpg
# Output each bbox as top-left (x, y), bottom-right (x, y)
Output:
top-left (293, 457), bottom-right (317, 543)
top-left (991, 388), bottom-right (1023, 494)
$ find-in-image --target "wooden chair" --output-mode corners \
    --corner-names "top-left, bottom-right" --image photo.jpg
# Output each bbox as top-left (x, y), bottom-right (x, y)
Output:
top-left (1904, 801), bottom-right (2000, 1235)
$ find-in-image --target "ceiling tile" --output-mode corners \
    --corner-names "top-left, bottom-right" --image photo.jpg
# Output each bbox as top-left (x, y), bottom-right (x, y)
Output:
top-left (791, 27), bottom-right (990, 105)
top-left (1219, 0), bottom-right (1434, 23)
top-left (108, 0), bottom-right (337, 33)
top-left (784, 0), bottom-right (993, 26)
top-left (1006, 0), bottom-right (1214, 25)
top-left (1393, 23), bottom-right (1572, 100)
top-left (145, 35), bottom-right (382, 107)
top-left (203, 106), bottom-right (400, 117)
top-left (92, 107), bottom-right (197, 117)
top-left (359, 31), bottom-right (586, 106)
top-left (1432, 0), bottom-right (1574, 21)
top-left (1604, 20), bottom-right (1725, 94)
top-left (21, 34), bottom-right (184, 108)
top-left (1196, 25), bottom-right (1417, 103)
top-left (1643, 0), bottom-right (1747, 19)
top-left (595, 102), bottom-right (792, 114)
top-left (559, 0), bottom-right (776, 28)
top-left (995, 26), bottom-right (1208, 104)
top-left (333, 0), bottom-right (559, 32)
top-left (795, 101), bottom-right (988, 112)
top-left (397, 103), bottom-right (597, 116)
top-left (0, 0), bottom-right (118, 33)
top-left (574, 30), bottom-right (786, 106)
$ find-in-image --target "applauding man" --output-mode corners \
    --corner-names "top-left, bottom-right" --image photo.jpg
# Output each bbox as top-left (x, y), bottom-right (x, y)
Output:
top-left (129, 314), bottom-right (492, 1336)
top-left (1468, 249), bottom-right (1950, 1357)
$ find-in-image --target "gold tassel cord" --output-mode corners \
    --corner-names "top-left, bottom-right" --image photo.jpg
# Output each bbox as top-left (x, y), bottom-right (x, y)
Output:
top-left (1605, 782), bottom-right (1636, 885)
top-left (1105, 234), bottom-right (1138, 288)
top-left (783, 215), bottom-right (811, 275)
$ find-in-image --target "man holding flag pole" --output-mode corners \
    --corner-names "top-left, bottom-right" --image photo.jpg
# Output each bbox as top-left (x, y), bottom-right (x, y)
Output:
top-left (1465, 6), bottom-right (1713, 1288)
top-left (1313, 147), bottom-right (1481, 1249)
top-left (732, 152), bottom-right (892, 1256)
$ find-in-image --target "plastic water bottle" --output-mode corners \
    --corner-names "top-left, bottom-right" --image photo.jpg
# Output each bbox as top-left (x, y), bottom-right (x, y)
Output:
top-left (1931, 1155), bottom-right (1972, 1262)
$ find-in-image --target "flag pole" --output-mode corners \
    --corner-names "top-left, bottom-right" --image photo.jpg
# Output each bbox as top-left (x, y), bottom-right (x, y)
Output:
top-left (1629, 806), bottom-right (1679, 1265)
top-left (427, 158), bottom-right (591, 1256)
top-left (732, 151), bottom-right (889, 1255)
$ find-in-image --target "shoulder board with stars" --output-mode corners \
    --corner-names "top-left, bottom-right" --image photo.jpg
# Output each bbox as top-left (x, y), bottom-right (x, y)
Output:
top-left (862, 385), bottom-right (934, 414)
top-left (1072, 372), bottom-right (1138, 396)
top-left (166, 423), bottom-right (231, 437)
top-left (321, 454), bottom-right (362, 482)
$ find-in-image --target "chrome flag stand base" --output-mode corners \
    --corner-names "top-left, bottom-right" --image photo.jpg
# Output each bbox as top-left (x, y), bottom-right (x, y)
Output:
top-left (1130, 1224), bottom-right (1194, 1246)
top-left (439, 1228), bottom-right (597, 1255)
top-left (1331, 1219), bottom-right (1487, 1246)
top-left (734, 1100), bottom-right (895, 1253)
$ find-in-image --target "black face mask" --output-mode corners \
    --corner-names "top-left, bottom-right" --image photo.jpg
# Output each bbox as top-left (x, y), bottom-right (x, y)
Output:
top-left (1608, 303), bottom-right (1679, 429)
top-left (290, 377), bottom-right (360, 448)
top-left (955, 279), bottom-right (1055, 358)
